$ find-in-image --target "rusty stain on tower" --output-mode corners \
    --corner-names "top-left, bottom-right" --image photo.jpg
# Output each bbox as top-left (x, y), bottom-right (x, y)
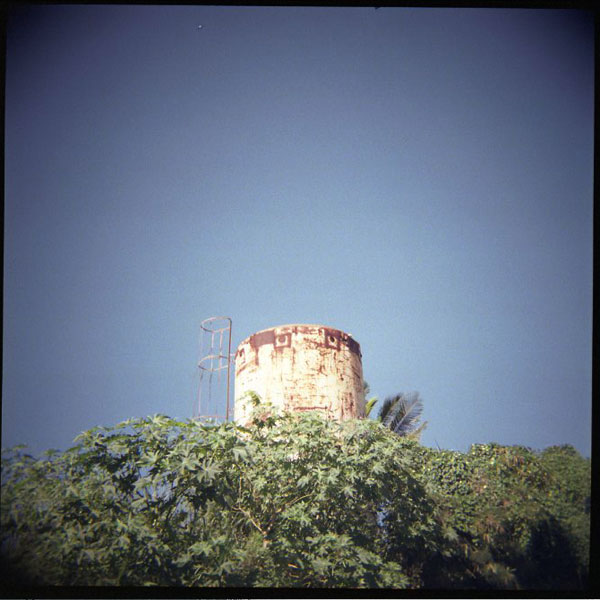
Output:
top-left (234, 324), bottom-right (365, 425)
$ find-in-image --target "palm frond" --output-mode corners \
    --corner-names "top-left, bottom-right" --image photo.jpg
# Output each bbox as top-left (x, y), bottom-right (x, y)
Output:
top-left (405, 420), bottom-right (428, 442)
top-left (380, 392), bottom-right (423, 436)
top-left (364, 396), bottom-right (378, 418)
top-left (377, 395), bottom-right (399, 423)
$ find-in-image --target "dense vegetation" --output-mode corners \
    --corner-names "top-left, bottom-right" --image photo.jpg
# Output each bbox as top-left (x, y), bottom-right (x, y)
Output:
top-left (1, 399), bottom-right (590, 589)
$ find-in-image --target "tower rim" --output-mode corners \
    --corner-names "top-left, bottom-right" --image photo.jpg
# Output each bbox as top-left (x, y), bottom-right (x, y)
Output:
top-left (238, 323), bottom-right (356, 344)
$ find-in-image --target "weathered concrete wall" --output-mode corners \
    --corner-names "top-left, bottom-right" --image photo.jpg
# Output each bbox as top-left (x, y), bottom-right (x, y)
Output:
top-left (234, 324), bottom-right (365, 425)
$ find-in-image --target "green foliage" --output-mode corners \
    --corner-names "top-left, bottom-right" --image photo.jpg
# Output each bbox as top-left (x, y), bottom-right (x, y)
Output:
top-left (414, 442), bottom-right (590, 589)
top-left (1, 408), bottom-right (590, 589)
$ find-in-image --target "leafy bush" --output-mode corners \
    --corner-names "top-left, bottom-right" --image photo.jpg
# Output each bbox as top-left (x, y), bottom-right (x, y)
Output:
top-left (1, 406), bottom-right (590, 589)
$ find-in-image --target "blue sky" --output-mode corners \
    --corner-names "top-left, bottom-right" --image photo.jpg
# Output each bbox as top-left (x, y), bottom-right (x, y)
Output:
top-left (3, 5), bottom-right (594, 457)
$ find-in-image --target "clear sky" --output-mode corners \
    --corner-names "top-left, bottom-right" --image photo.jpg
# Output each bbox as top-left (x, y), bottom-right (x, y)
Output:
top-left (3, 5), bottom-right (594, 457)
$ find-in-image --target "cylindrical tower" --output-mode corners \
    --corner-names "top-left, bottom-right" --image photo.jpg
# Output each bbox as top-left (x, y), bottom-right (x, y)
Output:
top-left (234, 324), bottom-right (364, 425)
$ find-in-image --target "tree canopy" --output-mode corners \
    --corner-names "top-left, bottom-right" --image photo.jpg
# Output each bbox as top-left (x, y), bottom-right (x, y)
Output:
top-left (1, 402), bottom-right (590, 589)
